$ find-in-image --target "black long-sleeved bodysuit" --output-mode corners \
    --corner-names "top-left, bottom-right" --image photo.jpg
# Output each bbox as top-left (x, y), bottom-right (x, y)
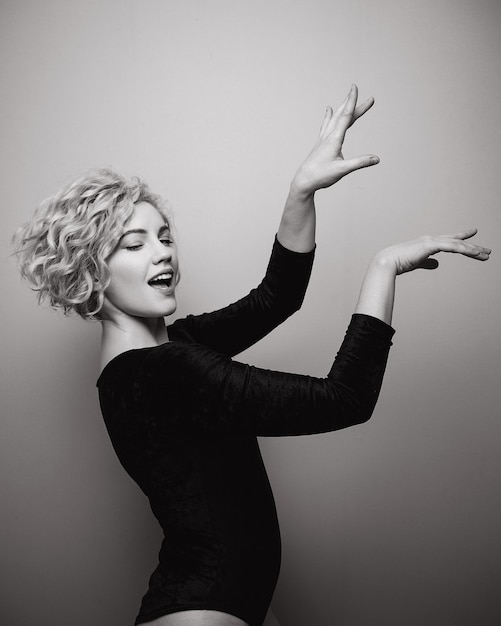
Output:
top-left (97, 238), bottom-right (395, 626)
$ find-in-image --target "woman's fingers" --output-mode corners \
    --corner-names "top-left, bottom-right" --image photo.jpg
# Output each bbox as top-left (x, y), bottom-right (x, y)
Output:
top-left (320, 85), bottom-right (375, 143)
top-left (441, 228), bottom-right (478, 241)
top-left (384, 232), bottom-right (491, 276)
top-left (331, 84), bottom-right (359, 141)
top-left (351, 97), bottom-right (375, 125)
top-left (319, 106), bottom-right (333, 136)
top-left (455, 243), bottom-right (491, 260)
top-left (331, 84), bottom-right (356, 118)
top-left (300, 85), bottom-right (378, 192)
top-left (345, 83), bottom-right (359, 113)
top-left (323, 85), bottom-right (358, 137)
top-left (432, 233), bottom-right (491, 260)
top-left (337, 154), bottom-right (380, 175)
top-left (338, 85), bottom-right (376, 126)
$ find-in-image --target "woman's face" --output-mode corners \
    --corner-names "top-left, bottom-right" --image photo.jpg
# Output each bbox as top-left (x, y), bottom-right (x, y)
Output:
top-left (103, 201), bottom-right (179, 320)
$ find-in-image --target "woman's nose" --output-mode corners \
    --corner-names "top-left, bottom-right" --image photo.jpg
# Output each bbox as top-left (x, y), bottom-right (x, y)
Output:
top-left (152, 240), bottom-right (172, 264)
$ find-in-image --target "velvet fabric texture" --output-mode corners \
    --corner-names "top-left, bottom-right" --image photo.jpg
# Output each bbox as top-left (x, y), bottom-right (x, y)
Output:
top-left (97, 238), bottom-right (394, 626)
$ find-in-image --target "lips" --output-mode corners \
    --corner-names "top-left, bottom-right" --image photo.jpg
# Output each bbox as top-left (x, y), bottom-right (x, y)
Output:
top-left (148, 269), bottom-right (175, 291)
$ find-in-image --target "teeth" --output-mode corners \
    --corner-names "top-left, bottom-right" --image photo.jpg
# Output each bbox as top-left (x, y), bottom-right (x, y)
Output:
top-left (153, 273), bottom-right (172, 281)
top-left (149, 271), bottom-right (173, 285)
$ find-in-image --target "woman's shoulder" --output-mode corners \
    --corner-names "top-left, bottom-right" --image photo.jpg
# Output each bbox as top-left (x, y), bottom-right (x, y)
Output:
top-left (96, 338), bottom-right (218, 389)
top-left (97, 345), bottom-right (154, 388)
top-left (97, 316), bottom-right (193, 387)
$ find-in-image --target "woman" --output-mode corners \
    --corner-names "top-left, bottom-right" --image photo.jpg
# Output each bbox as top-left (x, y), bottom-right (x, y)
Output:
top-left (14, 85), bottom-right (490, 626)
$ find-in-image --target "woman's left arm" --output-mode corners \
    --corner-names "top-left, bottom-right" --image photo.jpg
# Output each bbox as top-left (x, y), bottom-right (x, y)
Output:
top-left (277, 84), bottom-right (380, 253)
top-left (169, 86), bottom-right (380, 354)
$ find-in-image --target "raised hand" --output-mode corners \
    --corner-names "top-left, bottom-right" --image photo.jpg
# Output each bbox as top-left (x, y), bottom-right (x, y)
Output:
top-left (355, 229), bottom-right (492, 324)
top-left (292, 84), bottom-right (379, 196)
top-left (374, 228), bottom-right (492, 275)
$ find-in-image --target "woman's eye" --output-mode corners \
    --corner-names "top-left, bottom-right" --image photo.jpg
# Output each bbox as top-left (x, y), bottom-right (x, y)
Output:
top-left (125, 244), bottom-right (143, 251)
top-left (160, 238), bottom-right (173, 246)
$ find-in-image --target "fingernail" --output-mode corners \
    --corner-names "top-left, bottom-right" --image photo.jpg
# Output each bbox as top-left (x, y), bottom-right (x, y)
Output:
top-left (370, 156), bottom-right (380, 164)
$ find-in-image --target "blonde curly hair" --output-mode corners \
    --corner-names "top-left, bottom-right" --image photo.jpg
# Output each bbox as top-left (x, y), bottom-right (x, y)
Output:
top-left (13, 168), bottom-right (172, 320)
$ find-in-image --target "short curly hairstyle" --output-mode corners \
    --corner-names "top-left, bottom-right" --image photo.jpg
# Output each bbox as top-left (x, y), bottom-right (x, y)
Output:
top-left (13, 168), bottom-right (172, 321)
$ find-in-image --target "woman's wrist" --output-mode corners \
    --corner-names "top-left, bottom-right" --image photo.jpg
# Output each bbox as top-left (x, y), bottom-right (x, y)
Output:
top-left (288, 177), bottom-right (316, 204)
top-left (369, 250), bottom-right (399, 277)
top-left (276, 183), bottom-right (316, 252)
top-left (354, 256), bottom-right (397, 326)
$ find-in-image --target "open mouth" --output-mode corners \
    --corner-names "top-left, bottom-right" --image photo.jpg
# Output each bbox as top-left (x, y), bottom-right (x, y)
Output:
top-left (148, 271), bottom-right (174, 291)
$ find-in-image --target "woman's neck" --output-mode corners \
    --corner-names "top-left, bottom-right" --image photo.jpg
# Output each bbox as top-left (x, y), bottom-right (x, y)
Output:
top-left (99, 315), bottom-right (168, 372)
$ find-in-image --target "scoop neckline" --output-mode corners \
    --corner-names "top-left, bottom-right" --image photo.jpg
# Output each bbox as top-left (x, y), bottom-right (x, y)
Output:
top-left (97, 344), bottom-right (158, 386)
top-left (97, 323), bottom-right (176, 385)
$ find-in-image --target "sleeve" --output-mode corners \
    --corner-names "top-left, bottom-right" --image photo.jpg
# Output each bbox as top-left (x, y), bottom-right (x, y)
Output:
top-left (166, 236), bottom-right (315, 357)
top-left (138, 314), bottom-right (395, 437)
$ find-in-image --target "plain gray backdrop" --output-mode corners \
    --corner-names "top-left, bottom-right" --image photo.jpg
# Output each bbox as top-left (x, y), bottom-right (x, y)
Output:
top-left (2, 1), bottom-right (500, 625)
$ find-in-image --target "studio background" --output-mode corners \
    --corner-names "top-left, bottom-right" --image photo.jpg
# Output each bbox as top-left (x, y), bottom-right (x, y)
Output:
top-left (1, 1), bottom-right (500, 625)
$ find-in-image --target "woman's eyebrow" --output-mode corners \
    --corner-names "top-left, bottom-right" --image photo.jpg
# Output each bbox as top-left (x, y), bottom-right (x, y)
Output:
top-left (119, 228), bottom-right (147, 241)
top-left (119, 225), bottom-right (170, 241)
